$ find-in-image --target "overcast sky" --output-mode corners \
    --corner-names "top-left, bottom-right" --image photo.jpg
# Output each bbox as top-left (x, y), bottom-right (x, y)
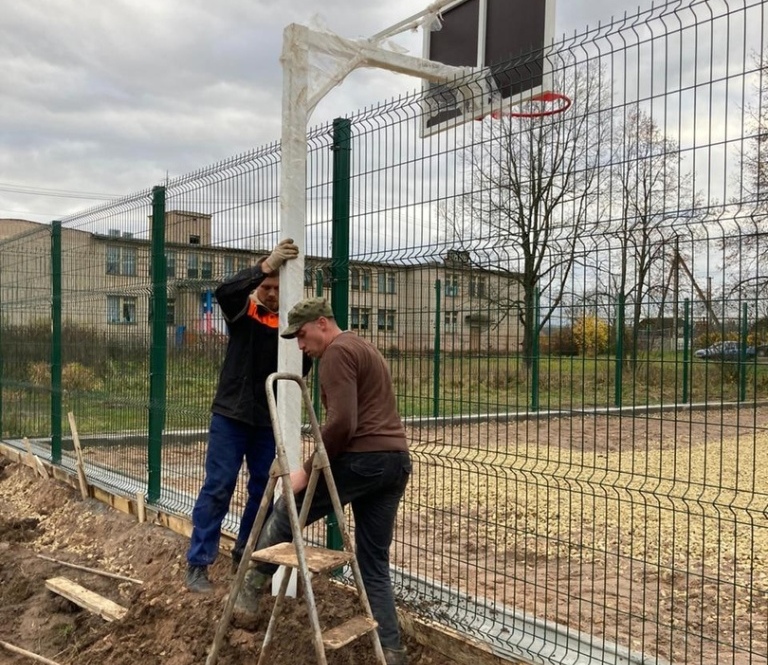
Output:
top-left (0, 0), bottom-right (657, 223)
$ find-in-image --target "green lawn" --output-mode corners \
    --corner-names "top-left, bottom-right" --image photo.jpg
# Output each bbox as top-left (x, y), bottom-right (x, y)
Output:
top-left (2, 352), bottom-right (767, 438)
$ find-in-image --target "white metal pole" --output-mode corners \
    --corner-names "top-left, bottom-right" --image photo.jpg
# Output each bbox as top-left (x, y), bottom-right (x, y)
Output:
top-left (277, 22), bottom-right (309, 470)
top-left (274, 21), bottom-right (311, 598)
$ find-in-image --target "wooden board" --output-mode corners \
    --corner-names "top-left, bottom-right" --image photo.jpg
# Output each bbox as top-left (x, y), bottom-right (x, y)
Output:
top-left (397, 611), bottom-right (522, 665)
top-left (67, 412), bottom-right (90, 500)
top-left (322, 615), bottom-right (377, 650)
top-left (45, 576), bottom-right (127, 622)
top-left (252, 543), bottom-right (352, 573)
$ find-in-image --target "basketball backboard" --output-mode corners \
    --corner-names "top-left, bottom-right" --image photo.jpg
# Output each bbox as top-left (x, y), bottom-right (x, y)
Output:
top-left (421, 0), bottom-right (557, 136)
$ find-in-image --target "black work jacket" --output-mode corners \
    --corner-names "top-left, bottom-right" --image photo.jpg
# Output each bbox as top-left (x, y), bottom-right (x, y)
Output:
top-left (211, 265), bottom-right (311, 427)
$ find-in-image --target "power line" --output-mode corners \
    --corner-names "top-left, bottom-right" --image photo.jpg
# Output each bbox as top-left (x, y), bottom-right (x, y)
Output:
top-left (0, 208), bottom-right (61, 218)
top-left (0, 181), bottom-right (119, 200)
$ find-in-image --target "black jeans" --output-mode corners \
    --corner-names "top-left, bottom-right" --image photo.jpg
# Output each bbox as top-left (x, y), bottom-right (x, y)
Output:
top-left (256, 451), bottom-right (411, 650)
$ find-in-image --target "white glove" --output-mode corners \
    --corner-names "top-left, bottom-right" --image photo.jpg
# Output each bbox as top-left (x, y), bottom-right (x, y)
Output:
top-left (263, 238), bottom-right (299, 273)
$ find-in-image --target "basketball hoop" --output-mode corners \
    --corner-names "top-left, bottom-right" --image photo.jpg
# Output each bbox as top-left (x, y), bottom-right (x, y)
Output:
top-left (484, 91), bottom-right (572, 120)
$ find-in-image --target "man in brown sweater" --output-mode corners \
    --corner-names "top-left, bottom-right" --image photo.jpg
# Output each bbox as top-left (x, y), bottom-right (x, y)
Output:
top-left (236, 297), bottom-right (411, 665)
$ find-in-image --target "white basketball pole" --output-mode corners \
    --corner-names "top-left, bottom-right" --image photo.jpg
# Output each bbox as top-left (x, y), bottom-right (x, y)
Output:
top-left (274, 14), bottom-right (469, 597)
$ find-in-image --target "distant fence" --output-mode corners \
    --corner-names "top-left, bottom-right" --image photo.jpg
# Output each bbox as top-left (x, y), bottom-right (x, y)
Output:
top-left (2, 1), bottom-right (768, 663)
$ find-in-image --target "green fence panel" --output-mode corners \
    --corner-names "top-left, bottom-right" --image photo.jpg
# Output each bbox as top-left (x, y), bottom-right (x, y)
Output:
top-left (2, 2), bottom-right (767, 663)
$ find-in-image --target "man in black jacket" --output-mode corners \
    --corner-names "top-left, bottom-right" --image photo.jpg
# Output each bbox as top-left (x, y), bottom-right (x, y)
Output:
top-left (185, 238), bottom-right (309, 593)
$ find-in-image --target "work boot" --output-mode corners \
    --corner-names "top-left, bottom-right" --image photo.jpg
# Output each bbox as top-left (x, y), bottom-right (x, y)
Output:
top-left (383, 646), bottom-right (408, 665)
top-left (185, 565), bottom-right (213, 593)
top-left (231, 544), bottom-right (244, 574)
top-left (233, 569), bottom-right (270, 615)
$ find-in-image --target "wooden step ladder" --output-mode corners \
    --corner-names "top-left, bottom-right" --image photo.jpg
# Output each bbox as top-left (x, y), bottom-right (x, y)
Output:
top-left (206, 372), bottom-right (387, 665)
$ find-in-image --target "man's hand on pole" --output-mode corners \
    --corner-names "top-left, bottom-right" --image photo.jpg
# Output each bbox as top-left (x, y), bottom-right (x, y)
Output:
top-left (263, 238), bottom-right (299, 273)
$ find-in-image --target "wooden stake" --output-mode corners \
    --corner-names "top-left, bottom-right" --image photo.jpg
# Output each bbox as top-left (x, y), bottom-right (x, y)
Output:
top-left (0, 640), bottom-right (62, 665)
top-left (23, 437), bottom-right (33, 467)
top-left (36, 554), bottom-right (143, 585)
top-left (136, 492), bottom-right (146, 523)
top-left (24, 437), bottom-right (50, 479)
top-left (66, 412), bottom-right (89, 500)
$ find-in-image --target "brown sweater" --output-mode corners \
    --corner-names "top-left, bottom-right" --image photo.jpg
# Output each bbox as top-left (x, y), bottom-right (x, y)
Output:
top-left (308, 332), bottom-right (407, 471)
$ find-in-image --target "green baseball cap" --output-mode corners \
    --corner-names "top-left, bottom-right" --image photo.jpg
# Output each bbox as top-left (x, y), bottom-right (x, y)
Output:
top-left (281, 297), bottom-right (334, 338)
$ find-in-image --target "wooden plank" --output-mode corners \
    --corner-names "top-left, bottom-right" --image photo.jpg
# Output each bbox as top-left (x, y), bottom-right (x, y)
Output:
top-left (397, 611), bottom-right (521, 665)
top-left (66, 412), bottom-right (89, 500)
top-left (322, 615), bottom-right (377, 650)
top-left (0, 640), bottom-right (62, 665)
top-left (45, 576), bottom-right (127, 622)
top-left (34, 455), bottom-right (50, 479)
top-left (252, 543), bottom-right (352, 573)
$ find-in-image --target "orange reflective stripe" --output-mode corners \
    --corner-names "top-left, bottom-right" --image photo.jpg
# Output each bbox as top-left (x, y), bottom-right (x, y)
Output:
top-left (247, 300), bottom-right (279, 328)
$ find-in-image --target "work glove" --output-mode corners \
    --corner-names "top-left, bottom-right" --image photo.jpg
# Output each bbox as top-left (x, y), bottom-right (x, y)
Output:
top-left (263, 238), bottom-right (299, 273)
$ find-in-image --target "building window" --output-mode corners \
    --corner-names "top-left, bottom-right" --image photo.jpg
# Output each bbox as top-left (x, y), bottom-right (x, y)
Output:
top-left (445, 274), bottom-right (460, 297)
top-left (187, 253), bottom-right (199, 279)
top-left (166, 250), bottom-right (176, 278)
top-left (237, 257), bottom-right (249, 271)
top-left (122, 248), bottom-right (136, 276)
top-left (148, 298), bottom-right (175, 326)
top-left (445, 310), bottom-right (459, 332)
top-left (377, 309), bottom-right (396, 331)
top-left (350, 307), bottom-right (370, 331)
top-left (106, 246), bottom-right (120, 275)
top-left (201, 256), bottom-right (213, 279)
top-left (469, 276), bottom-right (486, 298)
top-left (189, 234), bottom-right (201, 245)
top-left (361, 269), bottom-right (371, 292)
top-left (377, 271), bottom-right (396, 294)
top-left (105, 245), bottom-right (136, 276)
top-left (107, 296), bottom-right (137, 325)
top-left (351, 268), bottom-right (360, 291)
top-left (167, 299), bottom-right (176, 325)
top-left (223, 256), bottom-right (235, 277)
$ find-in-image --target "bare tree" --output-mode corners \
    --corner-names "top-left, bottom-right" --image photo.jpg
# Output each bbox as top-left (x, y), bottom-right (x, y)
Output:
top-left (609, 108), bottom-right (700, 361)
top-left (440, 59), bottom-right (612, 367)
top-left (729, 51), bottom-right (768, 300)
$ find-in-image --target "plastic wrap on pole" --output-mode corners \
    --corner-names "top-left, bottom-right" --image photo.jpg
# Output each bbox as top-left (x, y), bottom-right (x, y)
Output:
top-left (277, 23), bottom-right (309, 471)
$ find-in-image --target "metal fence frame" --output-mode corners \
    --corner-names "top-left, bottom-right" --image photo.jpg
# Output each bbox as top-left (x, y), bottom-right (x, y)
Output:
top-left (2, 1), bottom-right (768, 662)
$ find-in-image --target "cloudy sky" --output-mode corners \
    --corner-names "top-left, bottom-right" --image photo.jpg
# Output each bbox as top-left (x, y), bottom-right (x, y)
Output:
top-left (0, 0), bottom-right (656, 223)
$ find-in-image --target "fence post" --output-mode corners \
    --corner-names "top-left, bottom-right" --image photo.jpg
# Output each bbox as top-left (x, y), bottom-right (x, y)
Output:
top-left (51, 221), bottom-right (63, 463)
top-left (330, 117), bottom-right (351, 328)
top-left (740, 302), bottom-right (748, 402)
top-left (682, 298), bottom-right (691, 404)
top-left (614, 293), bottom-right (625, 408)
top-left (147, 186), bottom-right (167, 503)
top-left (433, 279), bottom-right (442, 418)
top-left (327, 117), bottom-right (352, 553)
top-left (531, 288), bottom-right (540, 412)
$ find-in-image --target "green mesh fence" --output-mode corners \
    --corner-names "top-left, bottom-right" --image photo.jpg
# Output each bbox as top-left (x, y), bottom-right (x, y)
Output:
top-left (0, 225), bottom-right (54, 445)
top-left (2, 1), bottom-right (768, 663)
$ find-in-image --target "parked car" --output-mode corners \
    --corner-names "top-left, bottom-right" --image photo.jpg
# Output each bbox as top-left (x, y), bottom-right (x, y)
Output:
top-left (694, 341), bottom-right (755, 360)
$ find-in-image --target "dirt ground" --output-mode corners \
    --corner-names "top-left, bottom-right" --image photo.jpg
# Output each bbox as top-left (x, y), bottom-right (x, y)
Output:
top-left (0, 457), bottom-right (451, 665)
top-left (7, 406), bottom-right (767, 664)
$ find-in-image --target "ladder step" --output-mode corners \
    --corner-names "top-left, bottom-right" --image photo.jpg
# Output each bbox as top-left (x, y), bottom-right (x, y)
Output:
top-left (252, 543), bottom-right (353, 573)
top-left (322, 615), bottom-right (378, 650)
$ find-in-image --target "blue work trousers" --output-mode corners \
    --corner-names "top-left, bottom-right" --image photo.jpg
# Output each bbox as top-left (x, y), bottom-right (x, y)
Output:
top-left (256, 451), bottom-right (411, 650)
top-left (187, 413), bottom-right (275, 567)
